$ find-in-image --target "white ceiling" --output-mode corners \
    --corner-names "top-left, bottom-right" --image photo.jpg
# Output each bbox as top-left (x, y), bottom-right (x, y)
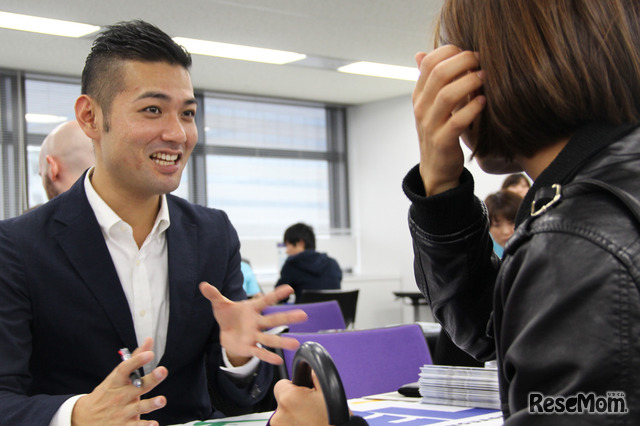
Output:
top-left (0, 0), bottom-right (443, 105)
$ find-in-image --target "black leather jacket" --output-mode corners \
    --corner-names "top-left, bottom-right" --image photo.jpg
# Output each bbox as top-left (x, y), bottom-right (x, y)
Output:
top-left (403, 122), bottom-right (640, 424)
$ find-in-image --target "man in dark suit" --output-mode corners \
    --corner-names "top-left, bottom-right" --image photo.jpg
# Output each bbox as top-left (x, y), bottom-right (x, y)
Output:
top-left (0, 20), bottom-right (305, 425)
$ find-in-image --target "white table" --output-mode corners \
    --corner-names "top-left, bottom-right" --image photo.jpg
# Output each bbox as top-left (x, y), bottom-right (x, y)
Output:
top-left (174, 392), bottom-right (503, 426)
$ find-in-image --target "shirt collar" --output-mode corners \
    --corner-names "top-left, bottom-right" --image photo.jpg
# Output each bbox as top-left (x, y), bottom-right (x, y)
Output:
top-left (84, 167), bottom-right (171, 239)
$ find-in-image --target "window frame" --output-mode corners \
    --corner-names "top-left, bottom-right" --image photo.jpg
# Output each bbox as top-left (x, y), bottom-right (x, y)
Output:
top-left (0, 71), bottom-right (350, 235)
top-left (193, 91), bottom-right (350, 235)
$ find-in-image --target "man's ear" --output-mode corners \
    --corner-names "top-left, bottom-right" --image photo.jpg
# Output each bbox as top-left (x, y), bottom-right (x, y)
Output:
top-left (45, 155), bottom-right (59, 182)
top-left (75, 94), bottom-right (101, 140)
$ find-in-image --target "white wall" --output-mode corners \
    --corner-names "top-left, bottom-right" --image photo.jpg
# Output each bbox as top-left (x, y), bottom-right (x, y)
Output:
top-left (346, 94), bottom-right (508, 324)
top-left (347, 95), bottom-right (418, 323)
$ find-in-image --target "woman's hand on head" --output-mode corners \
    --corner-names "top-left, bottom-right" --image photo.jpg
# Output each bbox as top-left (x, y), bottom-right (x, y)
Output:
top-left (412, 45), bottom-right (485, 196)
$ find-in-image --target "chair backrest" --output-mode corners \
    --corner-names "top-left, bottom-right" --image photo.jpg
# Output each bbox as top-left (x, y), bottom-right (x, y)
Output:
top-left (298, 289), bottom-right (359, 328)
top-left (281, 324), bottom-right (432, 399)
top-left (263, 301), bottom-right (346, 333)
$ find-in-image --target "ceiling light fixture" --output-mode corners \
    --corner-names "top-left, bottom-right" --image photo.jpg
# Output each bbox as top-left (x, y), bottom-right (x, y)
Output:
top-left (173, 37), bottom-right (306, 65)
top-left (0, 11), bottom-right (100, 38)
top-left (338, 61), bottom-right (419, 81)
top-left (25, 113), bottom-right (68, 124)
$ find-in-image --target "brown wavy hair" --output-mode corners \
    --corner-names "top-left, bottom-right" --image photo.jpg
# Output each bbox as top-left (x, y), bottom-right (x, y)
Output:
top-left (485, 190), bottom-right (523, 225)
top-left (435, 0), bottom-right (640, 161)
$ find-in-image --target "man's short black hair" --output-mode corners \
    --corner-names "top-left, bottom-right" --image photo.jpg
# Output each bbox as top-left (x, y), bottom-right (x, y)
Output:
top-left (81, 20), bottom-right (192, 128)
top-left (283, 223), bottom-right (316, 250)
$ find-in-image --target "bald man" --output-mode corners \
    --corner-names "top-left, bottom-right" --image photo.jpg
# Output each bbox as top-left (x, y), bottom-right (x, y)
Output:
top-left (38, 120), bottom-right (95, 200)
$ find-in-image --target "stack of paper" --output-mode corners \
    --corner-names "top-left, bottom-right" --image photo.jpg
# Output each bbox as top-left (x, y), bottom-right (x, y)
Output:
top-left (418, 365), bottom-right (500, 409)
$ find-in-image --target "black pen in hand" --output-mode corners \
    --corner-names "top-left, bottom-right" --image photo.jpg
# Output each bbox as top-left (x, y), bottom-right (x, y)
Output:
top-left (118, 348), bottom-right (143, 387)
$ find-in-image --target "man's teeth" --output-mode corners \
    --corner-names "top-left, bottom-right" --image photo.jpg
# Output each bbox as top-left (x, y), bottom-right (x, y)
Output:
top-left (151, 153), bottom-right (179, 165)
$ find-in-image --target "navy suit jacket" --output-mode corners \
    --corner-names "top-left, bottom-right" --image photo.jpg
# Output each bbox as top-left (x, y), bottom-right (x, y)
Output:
top-left (0, 176), bottom-right (272, 425)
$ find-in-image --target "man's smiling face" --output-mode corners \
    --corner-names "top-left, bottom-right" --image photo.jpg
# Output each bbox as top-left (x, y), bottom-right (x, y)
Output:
top-left (92, 60), bottom-right (197, 200)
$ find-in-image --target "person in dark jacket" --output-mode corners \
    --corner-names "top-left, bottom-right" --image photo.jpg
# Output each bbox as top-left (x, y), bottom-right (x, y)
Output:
top-left (270, 0), bottom-right (640, 424)
top-left (404, 0), bottom-right (640, 424)
top-left (275, 223), bottom-right (342, 303)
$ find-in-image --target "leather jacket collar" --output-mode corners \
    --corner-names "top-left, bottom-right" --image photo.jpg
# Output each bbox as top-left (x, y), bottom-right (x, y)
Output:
top-left (515, 121), bottom-right (640, 226)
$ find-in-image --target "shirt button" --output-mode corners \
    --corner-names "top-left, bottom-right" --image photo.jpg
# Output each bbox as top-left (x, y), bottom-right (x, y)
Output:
top-left (135, 260), bottom-right (141, 266)
top-left (140, 310), bottom-right (146, 317)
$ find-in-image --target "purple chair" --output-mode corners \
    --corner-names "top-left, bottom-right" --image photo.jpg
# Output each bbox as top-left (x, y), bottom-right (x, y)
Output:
top-left (298, 289), bottom-right (359, 328)
top-left (281, 324), bottom-right (432, 399)
top-left (263, 300), bottom-right (346, 333)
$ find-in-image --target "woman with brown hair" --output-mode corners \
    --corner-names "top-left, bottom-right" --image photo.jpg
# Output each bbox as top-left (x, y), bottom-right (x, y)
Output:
top-left (501, 173), bottom-right (530, 198)
top-left (403, 0), bottom-right (640, 423)
top-left (271, 1), bottom-right (640, 424)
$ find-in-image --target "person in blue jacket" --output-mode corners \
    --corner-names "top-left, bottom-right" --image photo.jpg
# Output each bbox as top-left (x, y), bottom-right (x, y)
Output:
top-left (241, 259), bottom-right (263, 298)
top-left (484, 190), bottom-right (522, 258)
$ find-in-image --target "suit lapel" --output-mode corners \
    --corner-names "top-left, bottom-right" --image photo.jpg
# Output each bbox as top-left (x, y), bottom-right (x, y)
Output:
top-left (53, 177), bottom-right (138, 350)
top-left (161, 198), bottom-right (199, 367)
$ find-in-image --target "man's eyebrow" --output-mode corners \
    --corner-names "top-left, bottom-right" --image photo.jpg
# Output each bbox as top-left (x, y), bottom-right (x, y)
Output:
top-left (135, 91), bottom-right (170, 102)
top-left (184, 98), bottom-right (198, 107)
top-left (135, 92), bottom-right (198, 107)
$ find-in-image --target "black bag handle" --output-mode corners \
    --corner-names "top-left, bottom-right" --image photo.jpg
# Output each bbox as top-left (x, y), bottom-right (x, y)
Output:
top-left (266, 341), bottom-right (350, 426)
top-left (292, 341), bottom-right (350, 425)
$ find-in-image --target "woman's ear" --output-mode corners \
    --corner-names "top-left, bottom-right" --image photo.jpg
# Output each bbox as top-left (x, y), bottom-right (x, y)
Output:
top-left (75, 94), bottom-right (101, 140)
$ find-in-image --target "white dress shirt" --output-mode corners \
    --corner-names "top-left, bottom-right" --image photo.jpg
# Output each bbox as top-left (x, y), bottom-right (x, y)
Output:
top-left (85, 171), bottom-right (171, 373)
top-left (50, 169), bottom-right (258, 425)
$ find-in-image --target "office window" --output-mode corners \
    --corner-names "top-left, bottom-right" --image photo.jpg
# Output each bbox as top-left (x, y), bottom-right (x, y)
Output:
top-left (205, 98), bottom-right (327, 151)
top-left (0, 73), bottom-right (349, 237)
top-left (25, 78), bottom-right (78, 135)
top-left (199, 95), bottom-right (349, 237)
top-left (24, 77), bottom-right (81, 207)
top-left (207, 156), bottom-right (330, 236)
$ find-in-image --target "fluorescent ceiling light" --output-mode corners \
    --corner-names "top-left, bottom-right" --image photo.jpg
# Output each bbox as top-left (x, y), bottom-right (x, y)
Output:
top-left (338, 61), bottom-right (419, 81)
top-left (25, 113), bottom-right (68, 124)
top-left (173, 37), bottom-right (306, 65)
top-left (0, 11), bottom-right (100, 38)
